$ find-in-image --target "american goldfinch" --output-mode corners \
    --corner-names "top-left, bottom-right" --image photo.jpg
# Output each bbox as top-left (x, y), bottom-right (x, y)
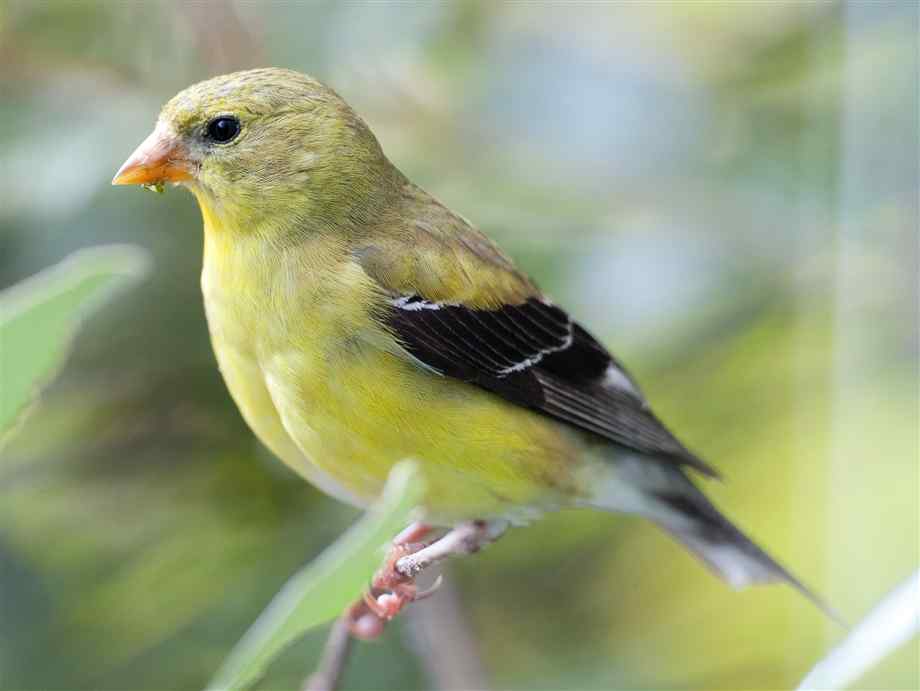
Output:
top-left (113, 68), bottom-right (830, 618)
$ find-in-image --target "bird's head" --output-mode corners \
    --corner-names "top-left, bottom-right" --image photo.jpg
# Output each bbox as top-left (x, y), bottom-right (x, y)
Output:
top-left (114, 68), bottom-right (396, 234)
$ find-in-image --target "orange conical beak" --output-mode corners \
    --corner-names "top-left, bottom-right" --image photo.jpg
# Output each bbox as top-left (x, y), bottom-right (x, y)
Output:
top-left (112, 123), bottom-right (194, 186)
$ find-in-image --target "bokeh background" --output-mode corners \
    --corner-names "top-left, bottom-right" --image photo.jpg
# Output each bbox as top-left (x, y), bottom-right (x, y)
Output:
top-left (1, 1), bottom-right (917, 689)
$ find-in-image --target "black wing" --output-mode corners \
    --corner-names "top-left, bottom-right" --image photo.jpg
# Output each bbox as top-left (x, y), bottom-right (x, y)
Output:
top-left (384, 295), bottom-right (717, 477)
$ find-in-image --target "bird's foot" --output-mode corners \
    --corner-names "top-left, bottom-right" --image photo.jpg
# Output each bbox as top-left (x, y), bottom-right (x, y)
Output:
top-left (346, 522), bottom-right (433, 639)
top-left (361, 522), bottom-right (442, 624)
top-left (346, 520), bottom-right (507, 640)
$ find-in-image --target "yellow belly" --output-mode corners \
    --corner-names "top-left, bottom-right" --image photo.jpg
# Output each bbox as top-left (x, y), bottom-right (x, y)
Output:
top-left (266, 344), bottom-right (586, 520)
top-left (211, 326), bottom-right (586, 521)
top-left (200, 226), bottom-right (586, 523)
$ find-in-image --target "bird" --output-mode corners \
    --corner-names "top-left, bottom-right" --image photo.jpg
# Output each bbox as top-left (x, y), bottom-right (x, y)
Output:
top-left (113, 67), bottom-right (834, 628)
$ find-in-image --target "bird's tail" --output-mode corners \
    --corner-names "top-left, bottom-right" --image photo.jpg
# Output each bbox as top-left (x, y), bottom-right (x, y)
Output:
top-left (588, 456), bottom-right (843, 624)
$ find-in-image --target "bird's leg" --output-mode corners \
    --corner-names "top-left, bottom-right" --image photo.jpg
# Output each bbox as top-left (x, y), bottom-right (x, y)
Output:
top-left (344, 522), bottom-right (433, 639)
top-left (392, 521), bottom-right (433, 545)
top-left (358, 520), bottom-right (507, 627)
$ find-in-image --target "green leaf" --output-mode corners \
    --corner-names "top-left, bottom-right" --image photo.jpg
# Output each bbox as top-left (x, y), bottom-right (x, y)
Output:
top-left (0, 245), bottom-right (150, 443)
top-left (208, 461), bottom-right (425, 691)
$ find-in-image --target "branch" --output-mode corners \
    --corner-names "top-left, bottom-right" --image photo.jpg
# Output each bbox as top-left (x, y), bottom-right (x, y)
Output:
top-left (302, 616), bottom-right (354, 691)
top-left (406, 575), bottom-right (491, 690)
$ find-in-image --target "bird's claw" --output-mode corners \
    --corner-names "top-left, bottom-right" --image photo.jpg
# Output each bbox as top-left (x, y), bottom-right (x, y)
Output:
top-left (344, 520), bottom-right (504, 640)
top-left (363, 583), bottom-right (416, 620)
top-left (372, 541), bottom-right (425, 591)
top-left (363, 538), bottom-right (436, 620)
top-left (361, 570), bottom-right (444, 622)
top-left (414, 574), bottom-right (444, 601)
top-left (347, 532), bottom-right (434, 637)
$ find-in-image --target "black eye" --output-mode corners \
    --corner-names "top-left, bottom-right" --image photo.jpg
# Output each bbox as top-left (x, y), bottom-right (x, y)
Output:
top-left (206, 116), bottom-right (240, 143)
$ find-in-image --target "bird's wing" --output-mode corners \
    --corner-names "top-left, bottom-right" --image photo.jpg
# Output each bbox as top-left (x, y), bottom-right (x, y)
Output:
top-left (373, 289), bottom-right (717, 477)
top-left (353, 188), bottom-right (714, 476)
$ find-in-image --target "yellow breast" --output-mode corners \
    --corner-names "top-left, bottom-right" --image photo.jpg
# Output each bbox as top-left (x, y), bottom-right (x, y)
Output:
top-left (198, 207), bottom-right (586, 522)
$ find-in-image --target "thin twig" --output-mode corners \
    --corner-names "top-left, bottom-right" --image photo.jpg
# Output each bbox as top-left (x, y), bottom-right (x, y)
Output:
top-left (396, 521), bottom-right (506, 578)
top-left (406, 574), bottom-right (491, 690)
top-left (302, 616), bottom-right (354, 691)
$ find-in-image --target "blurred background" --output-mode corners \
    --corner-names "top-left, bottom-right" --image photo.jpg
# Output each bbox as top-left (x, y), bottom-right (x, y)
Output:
top-left (1, 1), bottom-right (917, 689)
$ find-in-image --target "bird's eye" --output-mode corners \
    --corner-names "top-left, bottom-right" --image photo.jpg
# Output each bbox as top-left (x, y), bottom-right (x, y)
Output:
top-left (206, 116), bottom-right (240, 143)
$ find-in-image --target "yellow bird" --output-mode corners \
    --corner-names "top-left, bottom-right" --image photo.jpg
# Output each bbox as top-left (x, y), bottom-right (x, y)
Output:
top-left (114, 68), bottom-right (830, 624)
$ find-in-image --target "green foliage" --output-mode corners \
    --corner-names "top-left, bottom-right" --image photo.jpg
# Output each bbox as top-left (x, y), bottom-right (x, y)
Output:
top-left (0, 246), bottom-right (149, 443)
top-left (208, 462), bottom-right (424, 691)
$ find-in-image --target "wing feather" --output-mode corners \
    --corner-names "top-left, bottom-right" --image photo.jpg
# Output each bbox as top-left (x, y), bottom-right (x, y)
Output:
top-left (383, 294), bottom-right (717, 477)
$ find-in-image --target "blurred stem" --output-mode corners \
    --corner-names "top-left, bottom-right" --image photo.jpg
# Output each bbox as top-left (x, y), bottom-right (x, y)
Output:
top-left (302, 617), bottom-right (353, 691)
top-left (406, 575), bottom-right (490, 691)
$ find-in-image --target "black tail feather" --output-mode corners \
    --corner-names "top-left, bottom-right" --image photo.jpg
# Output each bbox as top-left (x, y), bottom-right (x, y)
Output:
top-left (652, 488), bottom-right (846, 626)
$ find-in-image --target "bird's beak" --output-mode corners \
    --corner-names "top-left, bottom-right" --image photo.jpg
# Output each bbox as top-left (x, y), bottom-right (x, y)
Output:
top-left (112, 123), bottom-right (194, 186)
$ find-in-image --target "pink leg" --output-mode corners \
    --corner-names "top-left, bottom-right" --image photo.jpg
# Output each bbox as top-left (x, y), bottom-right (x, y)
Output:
top-left (392, 521), bottom-right (433, 545)
top-left (347, 520), bottom-right (507, 638)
